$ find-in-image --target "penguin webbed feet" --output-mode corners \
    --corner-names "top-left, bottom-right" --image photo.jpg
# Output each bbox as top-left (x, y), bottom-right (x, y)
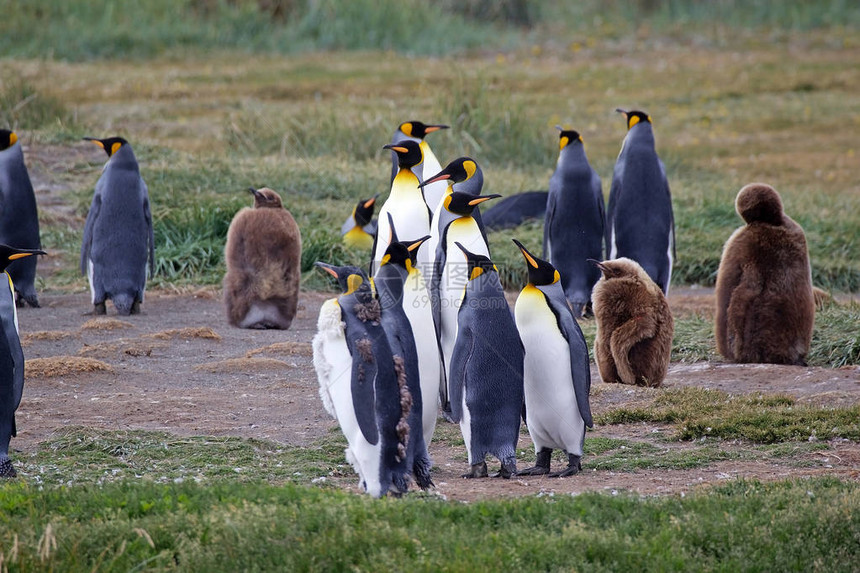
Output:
top-left (462, 461), bottom-right (488, 479)
top-left (547, 454), bottom-right (582, 478)
top-left (15, 293), bottom-right (40, 308)
top-left (0, 457), bottom-right (17, 478)
top-left (515, 448), bottom-right (552, 476)
top-left (85, 301), bottom-right (107, 316)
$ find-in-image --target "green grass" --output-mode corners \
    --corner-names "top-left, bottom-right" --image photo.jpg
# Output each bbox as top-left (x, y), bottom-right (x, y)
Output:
top-left (1, 477), bottom-right (859, 571)
top-left (598, 387), bottom-right (860, 443)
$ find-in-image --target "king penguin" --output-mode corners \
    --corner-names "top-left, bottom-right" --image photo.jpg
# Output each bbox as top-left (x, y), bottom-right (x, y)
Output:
top-left (341, 195), bottom-right (379, 251)
top-left (447, 242), bottom-right (524, 478)
top-left (80, 136), bottom-right (154, 315)
top-left (389, 121), bottom-right (449, 213)
top-left (375, 238), bottom-right (433, 489)
top-left (372, 140), bottom-right (431, 274)
top-left (223, 187), bottom-right (302, 330)
top-left (544, 127), bottom-right (605, 317)
top-left (376, 215), bottom-right (441, 448)
top-left (0, 244), bottom-right (46, 477)
top-left (0, 130), bottom-right (42, 308)
top-left (512, 239), bottom-right (593, 477)
top-left (715, 183), bottom-right (815, 365)
top-left (590, 257), bottom-right (674, 387)
top-left (312, 263), bottom-right (411, 497)
top-left (606, 110), bottom-right (675, 294)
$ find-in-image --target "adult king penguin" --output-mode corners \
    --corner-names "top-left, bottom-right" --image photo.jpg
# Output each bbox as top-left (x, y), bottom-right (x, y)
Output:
top-left (0, 130), bottom-right (42, 307)
top-left (591, 257), bottom-right (674, 387)
top-left (447, 242), bottom-right (524, 478)
top-left (389, 121), bottom-right (449, 213)
top-left (0, 244), bottom-right (46, 477)
top-left (373, 140), bottom-right (431, 274)
top-left (606, 110), bottom-right (675, 294)
top-left (512, 239), bottom-right (593, 477)
top-left (312, 263), bottom-right (411, 497)
top-left (375, 238), bottom-right (433, 489)
top-left (715, 183), bottom-right (815, 365)
top-left (81, 136), bottom-right (154, 315)
top-left (376, 216), bottom-right (441, 448)
top-left (341, 195), bottom-right (378, 251)
top-left (223, 187), bottom-right (302, 330)
top-left (544, 127), bottom-right (605, 317)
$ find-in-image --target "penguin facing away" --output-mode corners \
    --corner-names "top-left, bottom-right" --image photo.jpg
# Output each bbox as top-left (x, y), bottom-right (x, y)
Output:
top-left (0, 130), bottom-right (42, 308)
top-left (544, 127), bottom-right (605, 317)
top-left (80, 136), bottom-right (154, 316)
top-left (512, 239), bottom-right (592, 477)
top-left (591, 257), bottom-right (674, 387)
top-left (223, 187), bottom-right (302, 330)
top-left (389, 121), bottom-right (449, 212)
top-left (375, 239), bottom-right (433, 489)
top-left (312, 263), bottom-right (411, 497)
top-left (0, 244), bottom-right (46, 477)
top-left (373, 140), bottom-right (431, 275)
top-left (606, 110), bottom-right (675, 294)
top-left (482, 190), bottom-right (548, 231)
top-left (447, 242), bottom-right (524, 479)
top-left (715, 183), bottom-right (814, 365)
top-left (341, 195), bottom-right (379, 251)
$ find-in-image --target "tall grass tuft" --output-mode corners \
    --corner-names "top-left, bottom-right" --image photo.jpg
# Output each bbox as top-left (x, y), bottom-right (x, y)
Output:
top-left (0, 78), bottom-right (74, 131)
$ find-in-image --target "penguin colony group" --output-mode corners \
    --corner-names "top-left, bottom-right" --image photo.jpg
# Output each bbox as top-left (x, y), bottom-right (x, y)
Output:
top-left (0, 109), bottom-right (819, 486)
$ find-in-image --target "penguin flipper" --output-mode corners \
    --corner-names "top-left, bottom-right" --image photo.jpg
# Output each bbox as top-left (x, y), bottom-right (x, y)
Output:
top-left (344, 330), bottom-right (380, 445)
top-left (593, 173), bottom-right (606, 258)
top-left (80, 194), bottom-right (101, 275)
top-left (447, 322), bottom-right (474, 423)
top-left (548, 293), bottom-right (593, 427)
top-left (143, 193), bottom-right (155, 277)
top-left (543, 190), bottom-right (557, 259)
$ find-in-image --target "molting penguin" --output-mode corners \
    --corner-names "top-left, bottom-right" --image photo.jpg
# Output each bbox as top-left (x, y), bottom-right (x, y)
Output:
top-left (312, 263), bottom-right (411, 497)
top-left (0, 244), bottom-right (46, 477)
top-left (341, 195), bottom-right (379, 251)
top-left (223, 187), bottom-right (302, 330)
top-left (606, 110), bottom-right (675, 294)
top-left (448, 242), bottom-right (523, 478)
top-left (544, 127), bottom-right (605, 317)
top-left (389, 121), bottom-right (449, 212)
top-left (591, 257), bottom-right (674, 387)
top-left (512, 240), bottom-right (592, 477)
top-left (80, 136), bottom-right (154, 315)
top-left (375, 239), bottom-right (433, 489)
top-left (0, 130), bottom-right (42, 307)
top-left (715, 183), bottom-right (814, 365)
top-left (373, 140), bottom-right (431, 274)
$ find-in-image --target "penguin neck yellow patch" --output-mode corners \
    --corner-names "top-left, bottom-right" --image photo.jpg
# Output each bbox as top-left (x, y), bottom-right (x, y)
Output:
top-left (559, 136), bottom-right (569, 151)
top-left (553, 270), bottom-right (561, 284)
top-left (628, 115), bottom-right (640, 129)
top-left (380, 254), bottom-right (391, 267)
top-left (469, 267), bottom-right (484, 280)
top-left (346, 274), bottom-right (363, 295)
top-left (462, 160), bottom-right (477, 180)
top-left (9, 132), bottom-right (17, 146)
top-left (401, 123), bottom-right (413, 137)
top-left (405, 259), bottom-right (414, 273)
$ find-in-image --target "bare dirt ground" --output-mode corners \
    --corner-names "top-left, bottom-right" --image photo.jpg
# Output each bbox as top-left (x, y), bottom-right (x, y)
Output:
top-left (14, 287), bottom-right (860, 501)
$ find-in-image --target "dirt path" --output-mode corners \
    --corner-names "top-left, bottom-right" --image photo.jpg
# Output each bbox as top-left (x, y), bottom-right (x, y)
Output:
top-left (14, 289), bottom-right (860, 500)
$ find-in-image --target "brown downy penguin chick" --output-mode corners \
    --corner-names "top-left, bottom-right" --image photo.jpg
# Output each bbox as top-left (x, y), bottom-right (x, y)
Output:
top-left (590, 257), bottom-right (674, 387)
top-left (714, 183), bottom-right (814, 365)
top-left (223, 187), bottom-right (302, 329)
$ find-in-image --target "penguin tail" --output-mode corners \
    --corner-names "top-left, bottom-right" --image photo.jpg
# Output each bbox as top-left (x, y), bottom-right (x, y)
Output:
top-left (112, 293), bottom-right (137, 316)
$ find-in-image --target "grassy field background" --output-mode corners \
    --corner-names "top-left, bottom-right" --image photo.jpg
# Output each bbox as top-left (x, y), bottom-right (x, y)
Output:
top-left (1, 1), bottom-right (859, 569)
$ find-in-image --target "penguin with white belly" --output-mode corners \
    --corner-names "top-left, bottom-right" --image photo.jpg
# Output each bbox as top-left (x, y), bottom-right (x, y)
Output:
top-left (311, 263), bottom-right (411, 497)
top-left (447, 242), bottom-right (524, 479)
top-left (512, 239), bottom-right (593, 477)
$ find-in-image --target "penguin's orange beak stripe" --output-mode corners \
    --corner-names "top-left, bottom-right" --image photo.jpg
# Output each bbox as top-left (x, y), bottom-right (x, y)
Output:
top-left (363, 197), bottom-right (376, 208)
top-left (389, 146), bottom-right (408, 153)
top-left (468, 196), bottom-right (494, 206)
top-left (322, 267), bottom-right (338, 278)
top-left (8, 253), bottom-right (35, 260)
top-left (90, 140), bottom-right (105, 150)
top-left (519, 247), bottom-right (539, 269)
top-left (424, 173), bottom-right (450, 185)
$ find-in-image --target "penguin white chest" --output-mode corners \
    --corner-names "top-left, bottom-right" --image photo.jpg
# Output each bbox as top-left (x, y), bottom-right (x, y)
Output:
top-left (515, 287), bottom-right (585, 453)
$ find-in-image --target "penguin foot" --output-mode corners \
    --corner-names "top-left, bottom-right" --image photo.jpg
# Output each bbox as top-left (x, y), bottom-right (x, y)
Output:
top-left (516, 448), bottom-right (552, 476)
top-left (0, 457), bottom-right (17, 478)
top-left (516, 465), bottom-right (550, 476)
top-left (130, 300), bottom-right (141, 315)
top-left (86, 302), bottom-right (107, 316)
top-left (462, 461), bottom-right (488, 479)
top-left (18, 294), bottom-right (40, 308)
top-left (492, 459), bottom-right (517, 479)
top-left (548, 454), bottom-right (582, 478)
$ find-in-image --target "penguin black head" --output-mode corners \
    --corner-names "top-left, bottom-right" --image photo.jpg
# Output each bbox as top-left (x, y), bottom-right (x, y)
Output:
top-left (420, 157), bottom-right (480, 189)
top-left (314, 262), bottom-right (369, 295)
top-left (555, 126), bottom-right (583, 150)
top-left (398, 121), bottom-right (449, 139)
top-left (380, 240), bottom-right (411, 270)
top-left (0, 244), bottom-right (47, 273)
top-left (83, 136), bottom-right (129, 158)
top-left (615, 109), bottom-right (652, 130)
top-left (454, 242), bottom-right (497, 281)
top-left (383, 140), bottom-right (423, 169)
top-left (0, 129), bottom-right (18, 151)
top-left (513, 239), bottom-right (560, 286)
top-left (248, 186), bottom-right (284, 209)
top-left (735, 183), bottom-right (785, 226)
top-left (444, 192), bottom-right (501, 216)
top-left (353, 195), bottom-right (378, 227)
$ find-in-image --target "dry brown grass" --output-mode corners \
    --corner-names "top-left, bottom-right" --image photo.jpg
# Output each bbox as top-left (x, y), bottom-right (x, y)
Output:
top-left (146, 327), bottom-right (222, 341)
top-left (194, 357), bottom-right (293, 374)
top-left (78, 340), bottom-right (167, 359)
top-left (25, 356), bottom-right (114, 378)
top-left (20, 330), bottom-right (78, 347)
top-left (80, 318), bottom-right (134, 331)
top-left (244, 341), bottom-right (313, 358)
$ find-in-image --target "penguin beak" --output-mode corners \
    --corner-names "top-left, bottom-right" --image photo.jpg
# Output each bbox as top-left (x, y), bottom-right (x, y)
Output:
top-left (615, 108), bottom-right (628, 116)
top-left (247, 187), bottom-right (259, 196)
top-left (588, 259), bottom-right (613, 277)
top-left (555, 124), bottom-right (564, 132)
top-left (383, 144), bottom-right (409, 154)
top-left (314, 261), bottom-right (339, 279)
top-left (512, 239), bottom-right (539, 269)
top-left (407, 235), bottom-right (431, 252)
top-left (8, 249), bottom-right (47, 261)
top-left (453, 241), bottom-right (468, 256)
top-left (467, 194), bottom-right (501, 206)
top-left (363, 194), bottom-right (379, 209)
top-left (83, 137), bottom-right (105, 150)
top-left (423, 124), bottom-right (449, 133)
top-left (418, 170), bottom-right (451, 188)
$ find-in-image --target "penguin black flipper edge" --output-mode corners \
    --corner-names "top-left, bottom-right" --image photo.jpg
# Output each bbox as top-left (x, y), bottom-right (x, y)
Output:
top-left (446, 321), bottom-right (474, 424)
top-left (80, 195), bottom-right (101, 275)
top-left (343, 321), bottom-right (380, 445)
top-left (546, 292), bottom-right (593, 427)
